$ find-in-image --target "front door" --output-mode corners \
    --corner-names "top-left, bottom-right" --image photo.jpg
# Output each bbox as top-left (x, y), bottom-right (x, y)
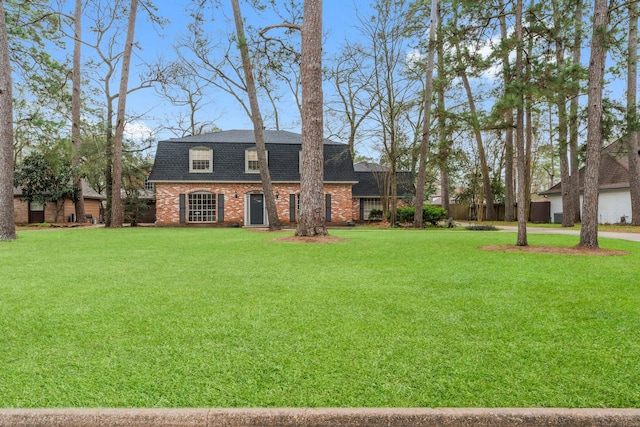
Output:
top-left (249, 194), bottom-right (264, 225)
top-left (29, 201), bottom-right (45, 223)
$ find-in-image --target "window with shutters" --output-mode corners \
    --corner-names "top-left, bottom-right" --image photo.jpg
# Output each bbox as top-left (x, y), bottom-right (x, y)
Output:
top-left (291, 193), bottom-right (331, 221)
top-left (188, 192), bottom-right (216, 222)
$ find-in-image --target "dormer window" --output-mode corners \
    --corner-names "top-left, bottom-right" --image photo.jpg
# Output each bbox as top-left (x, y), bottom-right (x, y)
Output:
top-left (189, 147), bottom-right (212, 173)
top-left (245, 148), bottom-right (267, 173)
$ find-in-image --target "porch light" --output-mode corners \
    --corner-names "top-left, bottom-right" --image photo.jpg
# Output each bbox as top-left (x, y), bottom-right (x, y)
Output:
top-left (234, 191), bottom-right (238, 198)
top-left (275, 191), bottom-right (280, 199)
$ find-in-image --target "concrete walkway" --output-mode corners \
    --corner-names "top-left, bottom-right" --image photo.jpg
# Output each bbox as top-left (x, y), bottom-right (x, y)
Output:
top-left (486, 224), bottom-right (640, 242)
top-left (2, 408), bottom-right (640, 426)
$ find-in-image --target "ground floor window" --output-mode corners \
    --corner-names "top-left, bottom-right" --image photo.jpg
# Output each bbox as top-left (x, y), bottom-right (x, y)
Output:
top-left (291, 193), bottom-right (332, 222)
top-left (188, 192), bottom-right (216, 222)
top-left (361, 198), bottom-right (383, 220)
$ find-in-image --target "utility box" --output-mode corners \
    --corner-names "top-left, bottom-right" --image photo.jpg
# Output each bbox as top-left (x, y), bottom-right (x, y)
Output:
top-left (553, 213), bottom-right (563, 224)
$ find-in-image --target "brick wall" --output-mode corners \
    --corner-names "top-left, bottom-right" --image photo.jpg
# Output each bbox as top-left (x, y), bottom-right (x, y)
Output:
top-left (155, 183), bottom-right (355, 226)
top-left (45, 200), bottom-right (70, 223)
top-left (323, 184), bottom-right (353, 225)
top-left (13, 198), bottom-right (28, 224)
top-left (352, 199), bottom-right (361, 220)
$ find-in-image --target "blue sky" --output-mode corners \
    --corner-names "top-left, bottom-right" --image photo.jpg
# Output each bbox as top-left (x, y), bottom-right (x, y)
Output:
top-left (69, 1), bottom-right (627, 156)
top-left (119, 0), bottom-right (368, 142)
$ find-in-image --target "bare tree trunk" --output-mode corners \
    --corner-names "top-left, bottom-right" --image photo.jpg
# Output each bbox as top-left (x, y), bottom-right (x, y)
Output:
top-left (104, 111), bottom-right (113, 226)
top-left (436, 3), bottom-right (449, 215)
top-left (458, 70), bottom-right (495, 221)
top-left (627, 0), bottom-right (640, 225)
top-left (296, 0), bottom-right (327, 237)
top-left (525, 90), bottom-right (533, 222)
top-left (110, 0), bottom-right (139, 228)
top-left (0, 0), bottom-right (16, 241)
top-left (499, 10), bottom-right (515, 222)
top-left (414, 0), bottom-right (438, 228)
top-left (231, 0), bottom-right (281, 231)
top-left (452, 8), bottom-right (494, 222)
top-left (515, 0), bottom-right (527, 246)
top-left (390, 160), bottom-right (398, 225)
top-left (556, 95), bottom-right (573, 227)
top-left (579, 0), bottom-right (609, 249)
top-left (553, 0), bottom-right (574, 227)
top-left (437, 97), bottom-right (450, 214)
top-left (524, 0), bottom-right (535, 224)
top-left (72, 0), bottom-right (85, 223)
top-left (569, 0), bottom-right (582, 223)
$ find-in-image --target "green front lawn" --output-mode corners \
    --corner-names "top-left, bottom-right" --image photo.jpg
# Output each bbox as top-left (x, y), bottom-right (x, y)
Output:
top-left (1, 227), bottom-right (639, 408)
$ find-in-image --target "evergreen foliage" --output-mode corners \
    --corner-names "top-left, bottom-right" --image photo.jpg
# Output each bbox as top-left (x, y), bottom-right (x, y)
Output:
top-left (391, 205), bottom-right (448, 226)
top-left (13, 149), bottom-right (77, 206)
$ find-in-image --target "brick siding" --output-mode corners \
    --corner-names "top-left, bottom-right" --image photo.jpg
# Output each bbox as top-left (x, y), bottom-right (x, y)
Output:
top-left (13, 199), bottom-right (28, 224)
top-left (155, 183), bottom-right (354, 226)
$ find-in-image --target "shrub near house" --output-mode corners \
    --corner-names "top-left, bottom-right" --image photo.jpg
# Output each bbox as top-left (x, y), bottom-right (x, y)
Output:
top-left (392, 205), bottom-right (448, 226)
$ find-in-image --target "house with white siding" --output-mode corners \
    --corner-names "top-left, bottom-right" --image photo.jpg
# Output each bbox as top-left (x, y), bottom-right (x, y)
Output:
top-left (540, 140), bottom-right (637, 224)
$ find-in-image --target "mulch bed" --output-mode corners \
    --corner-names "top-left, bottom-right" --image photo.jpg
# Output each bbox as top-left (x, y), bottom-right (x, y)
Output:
top-left (273, 235), bottom-right (346, 244)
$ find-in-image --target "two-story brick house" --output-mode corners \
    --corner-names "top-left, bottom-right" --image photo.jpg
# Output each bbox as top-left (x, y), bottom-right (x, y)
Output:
top-left (149, 130), bottom-right (363, 226)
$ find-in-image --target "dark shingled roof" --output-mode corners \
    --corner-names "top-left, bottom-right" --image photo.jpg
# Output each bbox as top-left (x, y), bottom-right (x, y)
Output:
top-left (13, 181), bottom-right (104, 199)
top-left (353, 161), bottom-right (389, 172)
top-left (149, 130), bottom-right (357, 183)
top-left (352, 162), bottom-right (415, 198)
top-left (170, 129), bottom-right (345, 145)
top-left (541, 139), bottom-right (634, 195)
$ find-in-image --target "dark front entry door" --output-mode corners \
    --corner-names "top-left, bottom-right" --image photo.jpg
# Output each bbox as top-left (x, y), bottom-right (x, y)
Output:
top-left (249, 194), bottom-right (264, 225)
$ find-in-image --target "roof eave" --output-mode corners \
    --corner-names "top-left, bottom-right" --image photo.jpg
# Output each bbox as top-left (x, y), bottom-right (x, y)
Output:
top-left (150, 179), bottom-right (359, 185)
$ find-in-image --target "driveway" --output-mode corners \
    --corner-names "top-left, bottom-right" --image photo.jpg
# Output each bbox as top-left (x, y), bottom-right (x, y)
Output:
top-left (493, 225), bottom-right (640, 242)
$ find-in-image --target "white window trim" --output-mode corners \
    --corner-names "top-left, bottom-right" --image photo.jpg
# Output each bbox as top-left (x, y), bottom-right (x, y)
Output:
top-left (188, 191), bottom-right (216, 223)
top-left (245, 148), bottom-right (267, 173)
top-left (189, 147), bottom-right (213, 173)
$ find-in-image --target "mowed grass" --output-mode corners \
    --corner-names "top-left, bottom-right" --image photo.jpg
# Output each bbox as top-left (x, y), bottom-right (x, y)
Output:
top-left (1, 227), bottom-right (639, 408)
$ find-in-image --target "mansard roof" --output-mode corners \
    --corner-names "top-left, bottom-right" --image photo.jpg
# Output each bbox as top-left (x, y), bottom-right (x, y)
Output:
top-left (149, 130), bottom-right (357, 183)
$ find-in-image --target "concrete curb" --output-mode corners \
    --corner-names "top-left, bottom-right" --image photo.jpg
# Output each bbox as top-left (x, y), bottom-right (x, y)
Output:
top-left (2, 408), bottom-right (640, 426)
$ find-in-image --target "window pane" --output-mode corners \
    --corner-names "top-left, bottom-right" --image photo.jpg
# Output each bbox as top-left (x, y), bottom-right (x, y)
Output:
top-left (188, 192), bottom-right (216, 222)
top-left (192, 159), bottom-right (210, 170)
top-left (190, 148), bottom-right (212, 172)
top-left (362, 198), bottom-right (383, 219)
top-left (246, 149), bottom-right (264, 172)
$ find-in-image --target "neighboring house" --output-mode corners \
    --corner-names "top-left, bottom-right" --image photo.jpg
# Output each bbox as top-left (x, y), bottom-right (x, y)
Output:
top-left (352, 161), bottom-right (414, 220)
top-left (149, 130), bottom-right (359, 226)
top-left (121, 174), bottom-right (156, 224)
top-left (136, 177), bottom-right (156, 223)
top-left (540, 140), bottom-right (637, 224)
top-left (13, 181), bottom-right (104, 224)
